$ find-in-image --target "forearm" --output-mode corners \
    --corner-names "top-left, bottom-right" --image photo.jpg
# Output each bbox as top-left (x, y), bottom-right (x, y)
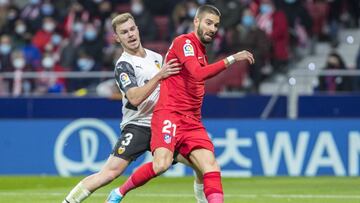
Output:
top-left (126, 74), bottom-right (161, 107)
top-left (185, 59), bottom-right (227, 81)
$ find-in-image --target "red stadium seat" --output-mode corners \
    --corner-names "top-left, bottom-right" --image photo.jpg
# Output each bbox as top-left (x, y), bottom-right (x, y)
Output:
top-left (116, 4), bottom-right (131, 13)
top-left (154, 15), bottom-right (169, 40)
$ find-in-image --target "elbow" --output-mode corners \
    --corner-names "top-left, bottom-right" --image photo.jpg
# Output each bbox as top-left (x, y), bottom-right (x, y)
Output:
top-left (127, 97), bottom-right (141, 107)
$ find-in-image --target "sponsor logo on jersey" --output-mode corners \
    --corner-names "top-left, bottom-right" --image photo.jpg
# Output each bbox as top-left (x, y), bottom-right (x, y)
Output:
top-left (118, 146), bottom-right (126, 154)
top-left (164, 134), bottom-right (172, 144)
top-left (155, 60), bottom-right (161, 69)
top-left (183, 41), bottom-right (194, 57)
top-left (119, 72), bottom-right (131, 87)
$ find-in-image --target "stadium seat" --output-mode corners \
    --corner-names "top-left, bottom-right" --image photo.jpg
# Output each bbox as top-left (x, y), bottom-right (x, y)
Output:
top-left (153, 15), bottom-right (169, 40)
top-left (116, 4), bottom-right (131, 13)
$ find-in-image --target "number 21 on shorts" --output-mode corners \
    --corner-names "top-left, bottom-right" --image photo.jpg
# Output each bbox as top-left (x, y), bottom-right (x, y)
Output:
top-left (162, 120), bottom-right (176, 136)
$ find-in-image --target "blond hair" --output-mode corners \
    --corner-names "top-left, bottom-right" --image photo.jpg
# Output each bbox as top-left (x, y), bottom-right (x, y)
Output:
top-left (111, 13), bottom-right (135, 33)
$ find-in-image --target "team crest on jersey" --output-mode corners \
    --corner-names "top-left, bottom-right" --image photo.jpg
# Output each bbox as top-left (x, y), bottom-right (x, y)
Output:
top-left (117, 146), bottom-right (126, 154)
top-left (183, 41), bottom-right (194, 57)
top-left (119, 72), bottom-right (131, 87)
top-left (154, 60), bottom-right (161, 69)
top-left (164, 134), bottom-right (172, 144)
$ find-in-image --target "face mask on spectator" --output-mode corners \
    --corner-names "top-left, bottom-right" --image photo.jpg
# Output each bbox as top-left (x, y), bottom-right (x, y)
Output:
top-left (84, 30), bottom-right (97, 41)
top-left (260, 4), bottom-right (273, 14)
top-left (15, 24), bottom-right (26, 34)
top-left (42, 57), bottom-right (55, 69)
top-left (51, 34), bottom-right (62, 45)
top-left (43, 22), bottom-right (55, 32)
top-left (29, 0), bottom-right (40, 5)
top-left (13, 58), bottom-right (26, 69)
top-left (77, 58), bottom-right (94, 71)
top-left (188, 7), bottom-right (197, 18)
top-left (242, 15), bottom-right (255, 27)
top-left (0, 44), bottom-right (11, 55)
top-left (131, 3), bottom-right (143, 15)
top-left (285, 0), bottom-right (296, 3)
top-left (41, 4), bottom-right (54, 15)
top-left (73, 22), bottom-right (84, 33)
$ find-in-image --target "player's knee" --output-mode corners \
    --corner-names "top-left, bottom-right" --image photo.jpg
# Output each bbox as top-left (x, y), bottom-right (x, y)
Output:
top-left (153, 157), bottom-right (172, 174)
top-left (202, 159), bottom-right (220, 173)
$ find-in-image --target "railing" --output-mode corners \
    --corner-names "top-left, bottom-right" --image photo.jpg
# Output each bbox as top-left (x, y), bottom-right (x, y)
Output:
top-left (287, 69), bottom-right (360, 119)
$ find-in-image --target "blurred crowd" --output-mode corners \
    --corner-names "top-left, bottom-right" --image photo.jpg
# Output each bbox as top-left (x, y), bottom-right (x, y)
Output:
top-left (0, 0), bottom-right (359, 96)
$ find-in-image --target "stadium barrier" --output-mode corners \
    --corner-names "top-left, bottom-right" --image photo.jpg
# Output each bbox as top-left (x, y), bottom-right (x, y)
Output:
top-left (1, 118), bottom-right (359, 177)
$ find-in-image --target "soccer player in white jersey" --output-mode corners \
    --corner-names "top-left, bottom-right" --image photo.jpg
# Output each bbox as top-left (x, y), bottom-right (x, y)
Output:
top-left (63, 13), bottom-right (207, 203)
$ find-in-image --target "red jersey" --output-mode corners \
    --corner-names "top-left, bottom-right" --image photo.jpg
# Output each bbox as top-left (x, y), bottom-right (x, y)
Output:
top-left (154, 32), bottom-right (226, 120)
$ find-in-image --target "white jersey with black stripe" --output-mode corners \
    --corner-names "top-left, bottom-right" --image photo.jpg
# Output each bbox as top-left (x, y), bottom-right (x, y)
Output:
top-left (114, 48), bottom-right (163, 129)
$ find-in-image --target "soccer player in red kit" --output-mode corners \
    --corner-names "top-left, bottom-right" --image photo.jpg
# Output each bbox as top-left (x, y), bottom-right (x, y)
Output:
top-left (106, 5), bottom-right (254, 203)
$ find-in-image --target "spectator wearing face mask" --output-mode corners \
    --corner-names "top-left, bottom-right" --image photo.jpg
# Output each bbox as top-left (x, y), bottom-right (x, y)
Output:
top-left (11, 50), bottom-right (34, 96)
top-left (69, 50), bottom-right (100, 92)
top-left (77, 22), bottom-right (104, 64)
top-left (0, 34), bottom-right (13, 72)
top-left (130, 0), bottom-right (157, 41)
top-left (317, 52), bottom-right (354, 93)
top-left (230, 8), bottom-right (271, 93)
top-left (32, 17), bottom-right (57, 52)
top-left (34, 53), bottom-right (66, 94)
top-left (257, 0), bottom-right (289, 75)
top-left (11, 19), bottom-right (29, 48)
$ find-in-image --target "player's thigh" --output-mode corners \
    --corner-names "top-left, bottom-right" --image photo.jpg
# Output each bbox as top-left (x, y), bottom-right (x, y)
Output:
top-left (189, 148), bottom-right (220, 173)
top-left (100, 155), bottom-right (130, 175)
top-left (151, 110), bottom-right (178, 153)
top-left (112, 124), bottom-right (151, 161)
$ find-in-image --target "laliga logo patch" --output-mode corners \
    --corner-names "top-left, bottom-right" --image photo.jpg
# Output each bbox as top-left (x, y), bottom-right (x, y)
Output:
top-left (118, 146), bottom-right (126, 154)
top-left (164, 134), bottom-right (172, 144)
top-left (183, 41), bottom-right (194, 57)
top-left (119, 72), bottom-right (131, 87)
top-left (154, 60), bottom-right (161, 69)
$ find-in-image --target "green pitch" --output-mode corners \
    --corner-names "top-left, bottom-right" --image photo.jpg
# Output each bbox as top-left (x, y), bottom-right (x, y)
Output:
top-left (0, 176), bottom-right (359, 203)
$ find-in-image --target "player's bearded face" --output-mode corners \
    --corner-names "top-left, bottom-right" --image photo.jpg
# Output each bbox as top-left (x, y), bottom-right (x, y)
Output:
top-left (196, 14), bottom-right (219, 44)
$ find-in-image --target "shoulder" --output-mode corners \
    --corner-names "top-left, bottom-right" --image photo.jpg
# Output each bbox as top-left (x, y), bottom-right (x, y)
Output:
top-left (145, 48), bottom-right (163, 61)
top-left (173, 34), bottom-right (192, 45)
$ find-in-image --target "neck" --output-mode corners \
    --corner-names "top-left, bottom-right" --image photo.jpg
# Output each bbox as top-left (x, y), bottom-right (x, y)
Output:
top-left (124, 45), bottom-right (146, 57)
top-left (193, 31), bottom-right (205, 46)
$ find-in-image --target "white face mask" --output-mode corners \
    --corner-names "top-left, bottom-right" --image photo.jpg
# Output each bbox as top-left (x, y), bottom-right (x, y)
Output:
top-left (15, 24), bottom-right (26, 34)
top-left (13, 58), bottom-right (25, 69)
top-left (43, 22), bottom-right (55, 32)
top-left (131, 3), bottom-right (143, 15)
top-left (42, 57), bottom-right (55, 69)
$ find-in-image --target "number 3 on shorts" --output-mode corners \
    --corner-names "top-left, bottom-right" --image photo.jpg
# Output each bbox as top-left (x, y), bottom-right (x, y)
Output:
top-left (162, 120), bottom-right (177, 137)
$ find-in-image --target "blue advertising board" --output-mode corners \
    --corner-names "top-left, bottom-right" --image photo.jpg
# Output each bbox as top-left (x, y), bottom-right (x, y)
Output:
top-left (0, 119), bottom-right (359, 177)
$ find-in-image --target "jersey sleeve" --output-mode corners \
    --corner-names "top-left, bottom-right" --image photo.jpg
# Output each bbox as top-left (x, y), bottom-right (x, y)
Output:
top-left (114, 61), bottom-right (138, 93)
top-left (172, 37), bottom-right (226, 81)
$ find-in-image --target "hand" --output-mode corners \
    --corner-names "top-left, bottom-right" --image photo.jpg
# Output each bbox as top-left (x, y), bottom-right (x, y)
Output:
top-left (233, 50), bottom-right (255, 65)
top-left (157, 59), bottom-right (181, 80)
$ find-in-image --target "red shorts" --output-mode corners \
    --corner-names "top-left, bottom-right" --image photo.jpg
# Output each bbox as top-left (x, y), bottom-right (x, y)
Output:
top-left (151, 110), bottom-right (214, 158)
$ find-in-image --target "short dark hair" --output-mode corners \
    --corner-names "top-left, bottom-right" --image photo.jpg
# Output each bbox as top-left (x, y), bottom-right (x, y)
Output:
top-left (195, 4), bottom-right (221, 18)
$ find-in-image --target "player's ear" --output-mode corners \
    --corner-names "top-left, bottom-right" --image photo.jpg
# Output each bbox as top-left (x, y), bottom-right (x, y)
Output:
top-left (193, 17), bottom-right (199, 27)
top-left (114, 33), bottom-right (121, 43)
